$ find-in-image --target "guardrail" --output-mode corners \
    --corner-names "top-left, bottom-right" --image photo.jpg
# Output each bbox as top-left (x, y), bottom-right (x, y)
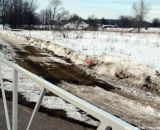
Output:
top-left (0, 58), bottom-right (139, 130)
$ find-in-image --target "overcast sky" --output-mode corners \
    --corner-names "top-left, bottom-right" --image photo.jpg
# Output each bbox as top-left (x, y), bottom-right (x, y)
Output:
top-left (38, 0), bottom-right (160, 21)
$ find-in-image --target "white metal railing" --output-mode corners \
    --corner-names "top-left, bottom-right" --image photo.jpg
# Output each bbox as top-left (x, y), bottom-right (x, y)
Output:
top-left (0, 58), bottom-right (140, 130)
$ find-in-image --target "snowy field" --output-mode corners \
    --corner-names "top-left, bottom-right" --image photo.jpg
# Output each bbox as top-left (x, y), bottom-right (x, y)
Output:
top-left (3, 29), bottom-right (160, 70)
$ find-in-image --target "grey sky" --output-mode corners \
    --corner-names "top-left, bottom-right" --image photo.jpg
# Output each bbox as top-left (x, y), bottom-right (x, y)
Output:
top-left (37, 0), bottom-right (160, 21)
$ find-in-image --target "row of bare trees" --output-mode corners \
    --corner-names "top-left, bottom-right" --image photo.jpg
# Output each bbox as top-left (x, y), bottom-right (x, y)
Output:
top-left (133, 0), bottom-right (150, 32)
top-left (2, 0), bottom-right (159, 32)
top-left (3, 0), bottom-right (38, 28)
top-left (113, 0), bottom-right (150, 32)
top-left (39, 0), bottom-right (69, 30)
top-left (38, 0), bottom-right (152, 32)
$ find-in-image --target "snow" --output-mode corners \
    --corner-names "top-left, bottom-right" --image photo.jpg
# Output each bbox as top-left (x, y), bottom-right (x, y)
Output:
top-left (64, 21), bottom-right (89, 30)
top-left (2, 29), bottom-right (160, 69)
top-left (27, 56), bottom-right (70, 65)
top-left (0, 38), bottom-right (16, 60)
top-left (60, 82), bottom-right (160, 129)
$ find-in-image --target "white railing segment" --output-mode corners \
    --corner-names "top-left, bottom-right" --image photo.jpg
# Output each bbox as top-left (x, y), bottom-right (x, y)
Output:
top-left (0, 58), bottom-right (140, 130)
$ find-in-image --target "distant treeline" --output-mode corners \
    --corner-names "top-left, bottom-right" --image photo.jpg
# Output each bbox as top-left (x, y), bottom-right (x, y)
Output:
top-left (1, 0), bottom-right (38, 29)
top-left (1, 0), bottom-right (160, 30)
top-left (85, 17), bottom-right (160, 28)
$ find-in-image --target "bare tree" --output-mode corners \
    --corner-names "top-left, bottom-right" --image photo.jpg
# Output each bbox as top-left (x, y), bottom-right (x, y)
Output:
top-left (56, 8), bottom-right (69, 22)
top-left (5, 0), bottom-right (38, 28)
top-left (39, 9), bottom-right (50, 29)
top-left (0, 0), bottom-right (9, 28)
top-left (23, 0), bottom-right (38, 28)
top-left (69, 14), bottom-right (82, 30)
top-left (119, 15), bottom-right (135, 28)
top-left (133, 0), bottom-right (150, 33)
top-left (56, 8), bottom-right (69, 38)
top-left (39, 0), bottom-right (69, 30)
top-left (48, 0), bottom-right (62, 29)
top-left (87, 15), bottom-right (98, 30)
top-left (39, 10), bottom-right (46, 27)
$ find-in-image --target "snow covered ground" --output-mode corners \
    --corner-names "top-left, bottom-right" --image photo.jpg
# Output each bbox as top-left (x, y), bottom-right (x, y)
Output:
top-left (2, 29), bottom-right (160, 70)
top-left (64, 21), bottom-right (89, 30)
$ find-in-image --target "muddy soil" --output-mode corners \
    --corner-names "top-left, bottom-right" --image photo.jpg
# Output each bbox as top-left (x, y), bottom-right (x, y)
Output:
top-left (15, 46), bottom-right (115, 91)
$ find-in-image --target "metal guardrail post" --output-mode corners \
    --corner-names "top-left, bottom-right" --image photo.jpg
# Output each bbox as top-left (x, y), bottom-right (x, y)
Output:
top-left (27, 88), bottom-right (46, 130)
top-left (12, 69), bottom-right (18, 130)
top-left (0, 65), bottom-right (11, 130)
